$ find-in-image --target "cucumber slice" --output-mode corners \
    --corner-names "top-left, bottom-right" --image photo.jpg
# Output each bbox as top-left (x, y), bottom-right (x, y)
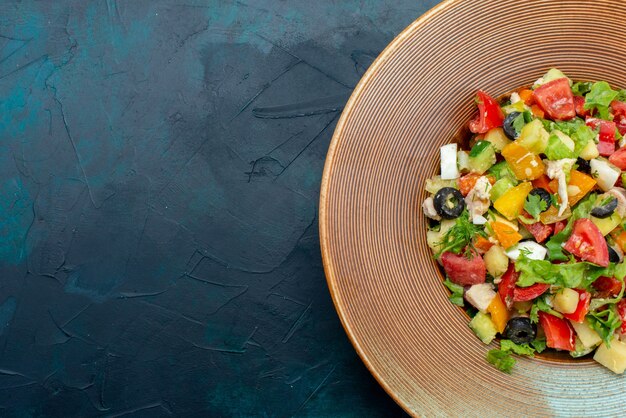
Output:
top-left (468, 141), bottom-right (496, 174)
top-left (490, 177), bottom-right (517, 202)
top-left (469, 311), bottom-right (498, 344)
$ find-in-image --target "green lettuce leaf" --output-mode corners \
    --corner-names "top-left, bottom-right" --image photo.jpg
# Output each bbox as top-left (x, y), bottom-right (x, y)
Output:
top-left (486, 349), bottom-right (516, 374)
top-left (530, 296), bottom-right (562, 323)
top-left (588, 306), bottom-right (622, 347)
top-left (531, 338), bottom-right (547, 353)
top-left (584, 81), bottom-right (619, 120)
top-left (500, 340), bottom-right (535, 356)
top-left (443, 278), bottom-right (464, 306)
top-left (572, 81), bottom-right (593, 96)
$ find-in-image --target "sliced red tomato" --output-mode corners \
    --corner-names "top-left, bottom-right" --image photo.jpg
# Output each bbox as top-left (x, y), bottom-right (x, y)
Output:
top-left (498, 263), bottom-right (517, 309)
top-left (611, 100), bottom-right (626, 135)
top-left (513, 283), bottom-right (550, 302)
top-left (592, 276), bottom-right (623, 297)
top-left (574, 95), bottom-right (590, 117)
top-left (554, 220), bottom-right (567, 235)
top-left (532, 78), bottom-right (575, 120)
top-left (441, 250), bottom-right (486, 286)
top-left (587, 118), bottom-right (616, 156)
top-left (563, 218), bottom-right (609, 267)
top-left (561, 289), bottom-right (591, 323)
top-left (469, 91), bottom-right (504, 134)
top-left (531, 175), bottom-right (552, 191)
top-left (598, 139), bottom-right (616, 157)
top-left (609, 147), bottom-right (626, 170)
top-left (538, 311), bottom-right (575, 351)
top-left (525, 221), bottom-right (554, 243)
top-left (616, 299), bottom-right (626, 334)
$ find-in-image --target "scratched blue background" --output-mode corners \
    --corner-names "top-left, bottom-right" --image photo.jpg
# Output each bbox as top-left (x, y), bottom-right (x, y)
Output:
top-left (0, 1), bottom-right (437, 416)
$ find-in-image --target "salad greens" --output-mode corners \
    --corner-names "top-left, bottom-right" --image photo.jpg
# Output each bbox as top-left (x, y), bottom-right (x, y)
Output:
top-left (424, 68), bottom-right (626, 374)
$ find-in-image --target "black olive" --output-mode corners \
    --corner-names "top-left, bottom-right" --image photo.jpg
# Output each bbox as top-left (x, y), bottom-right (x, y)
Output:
top-left (590, 196), bottom-right (618, 219)
top-left (433, 187), bottom-right (465, 219)
top-left (576, 157), bottom-right (591, 174)
top-left (528, 188), bottom-right (551, 212)
top-left (503, 111), bottom-right (521, 140)
top-left (504, 317), bottom-right (537, 345)
top-left (608, 246), bottom-right (621, 263)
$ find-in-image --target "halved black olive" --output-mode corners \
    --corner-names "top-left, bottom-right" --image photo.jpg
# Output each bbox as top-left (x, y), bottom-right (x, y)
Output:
top-left (433, 187), bottom-right (465, 219)
top-left (528, 188), bottom-right (551, 212)
top-left (608, 245), bottom-right (621, 263)
top-left (576, 157), bottom-right (591, 174)
top-left (503, 111), bottom-right (521, 140)
top-left (503, 317), bottom-right (537, 345)
top-left (591, 196), bottom-right (618, 219)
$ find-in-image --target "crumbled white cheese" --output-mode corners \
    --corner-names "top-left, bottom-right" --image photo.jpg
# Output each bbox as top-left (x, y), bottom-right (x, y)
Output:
top-left (465, 176), bottom-right (492, 222)
top-left (422, 197), bottom-right (441, 220)
top-left (510, 92), bottom-right (522, 104)
top-left (545, 158), bottom-right (576, 216)
top-left (473, 214), bottom-right (488, 225)
top-left (465, 283), bottom-right (497, 312)
top-left (506, 241), bottom-right (548, 261)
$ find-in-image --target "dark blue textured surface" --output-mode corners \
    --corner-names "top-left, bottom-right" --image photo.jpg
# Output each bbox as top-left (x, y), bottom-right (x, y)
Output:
top-left (0, 1), bottom-right (437, 416)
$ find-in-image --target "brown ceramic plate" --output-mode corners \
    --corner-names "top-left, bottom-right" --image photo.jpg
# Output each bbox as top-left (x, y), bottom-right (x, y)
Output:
top-left (319, 0), bottom-right (626, 416)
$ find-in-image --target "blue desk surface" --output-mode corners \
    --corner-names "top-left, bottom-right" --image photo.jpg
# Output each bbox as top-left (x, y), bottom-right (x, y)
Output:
top-left (0, 1), bottom-right (438, 416)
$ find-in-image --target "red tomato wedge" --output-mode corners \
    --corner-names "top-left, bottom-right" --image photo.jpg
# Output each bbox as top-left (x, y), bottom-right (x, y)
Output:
top-left (617, 299), bottom-right (626, 334)
top-left (609, 147), bottom-right (626, 170)
top-left (592, 276), bottom-right (624, 297)
top-left (532, 78), bottom-right (575, 120)
top-left (563, 218), bottom-right (609, 267)
top-left (573, 95), bottom-right (590, 117)
top-left (538, 311), bottom-right (575, 351)
top-left (611, 100), bottom-right (626, 135)
top-left (440, 250), bottom-right (486, 286)
top-left (525, 221), bottom-right (554, 243)
top-left (561, 289), bottom-right (591, 323)
top-left (498, 263), bottom-right (518, 309)
top-left (553, 220), bottom-right (567, 235)
top-left (469, 91), bottom-right (504, 134)
top-left (513, 283), bottom-right (550, 302)
top-left (587, 118), bottom-right (616, 156)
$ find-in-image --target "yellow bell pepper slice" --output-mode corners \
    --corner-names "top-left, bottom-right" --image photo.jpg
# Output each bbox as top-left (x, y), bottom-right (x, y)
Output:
top-left (501, 142), bottom-right (545, 180)
top-left (487, 295), bottom-right (509, 334)
top-left (493, 181), bottom-right (533, 220)
top-left (490, 221), bottom-right (523, 249)
top-left (566, 170), bottom-right (597, 206)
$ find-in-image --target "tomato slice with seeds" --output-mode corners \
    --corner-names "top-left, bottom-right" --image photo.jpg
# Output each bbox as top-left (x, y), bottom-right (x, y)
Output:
top-left (513, 283), bottom-right (550, 302)
top-left (538, 311), bottom-right (575, 351)
top-left (469, 91), bottom-right (504, 134)
top-left (573, 95), bottom-right (590, 117)
top-left (563, 218), bottom-right (609, 267)
top-left (587, 118), bottom-right (616, 156)
top-left (532, 78), bottom-right (575, 120)
top-left (498, 263), bottom-right (518, 309)
top-left (440, 250), bottom-right (486, 286)
top-left (525, 221), bottom-right (554, 243)
top-left (609, 147), bottom-right (626, 170)
top-left (611, 100), bottom-right (626, 135)
top-left (592, 276), bottom-right (623, 297)
top-left (617, 299), bottom-right (626, 334)
top-left (561, 289), bottom-right (591, 323)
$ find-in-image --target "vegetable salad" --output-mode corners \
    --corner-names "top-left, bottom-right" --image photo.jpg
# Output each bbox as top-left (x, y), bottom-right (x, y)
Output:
top-left (424, 68), bottom-right (626, 374)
